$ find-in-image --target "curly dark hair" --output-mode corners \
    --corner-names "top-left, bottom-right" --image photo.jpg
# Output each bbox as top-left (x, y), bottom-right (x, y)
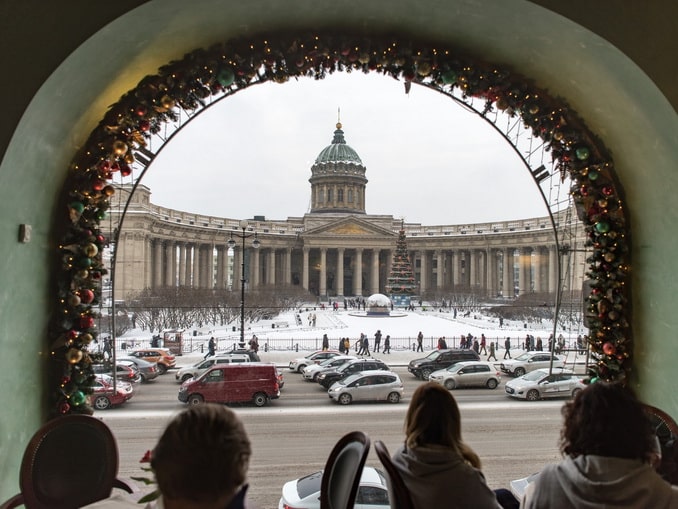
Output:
top-left (560, 382), bottom-right (655, 461)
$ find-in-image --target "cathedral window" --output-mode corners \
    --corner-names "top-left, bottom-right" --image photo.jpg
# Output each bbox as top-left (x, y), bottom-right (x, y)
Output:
top-left (348, 189), bottom-right (353, 203)
top-left (338, 189), bottom-right (344, 202)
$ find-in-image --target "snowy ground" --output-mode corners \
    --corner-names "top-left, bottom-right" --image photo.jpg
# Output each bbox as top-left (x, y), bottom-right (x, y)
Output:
top-left (113, 303), bottom-right (589, 362)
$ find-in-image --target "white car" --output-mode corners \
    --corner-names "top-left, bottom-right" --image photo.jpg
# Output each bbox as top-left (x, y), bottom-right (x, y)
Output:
top-left (327, 370), bottom-right (403, 405)
top-left (505, 368), bottom-right (585, 401)
top-left (428, 361), bottom-right (501, 390)
top-left (278, 466), bottom-right (390, 509)
top-left (288, 350), bottom-right (341, 373)
top-left (500, 352), bottom-right (564, 377)
top-left (302, 355), bottom-right (356, 381)
top-left (174, 354), bottom-right (250, 383)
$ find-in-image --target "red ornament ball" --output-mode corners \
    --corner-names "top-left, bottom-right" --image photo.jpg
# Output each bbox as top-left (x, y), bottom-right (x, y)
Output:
top-left (602, 342), bottom-right (616, 356)
top-left (79, 315), bottom-right (95, 329)
top-left (79, 289), bottom-right (95, 304)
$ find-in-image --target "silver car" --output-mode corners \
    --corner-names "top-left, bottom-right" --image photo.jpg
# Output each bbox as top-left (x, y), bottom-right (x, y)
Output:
top-left (175, 354), bottom-right (251, 383)
top-left (302, 355), bottom-right (356, 381)
top-left (429, 361), bottom-right (501, 390)
top-left (328, 370), bottom-right (403, 405)
top-left (505, 368), bottom-right (585, 401)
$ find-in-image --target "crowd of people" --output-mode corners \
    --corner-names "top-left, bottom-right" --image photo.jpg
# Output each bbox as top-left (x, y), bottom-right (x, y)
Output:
top-left (86, 379), bottom-right (676, 509)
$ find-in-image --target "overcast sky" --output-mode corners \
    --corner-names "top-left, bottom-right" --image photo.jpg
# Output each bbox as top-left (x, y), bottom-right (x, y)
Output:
top-left (141, 71), bottom-right (547, 226)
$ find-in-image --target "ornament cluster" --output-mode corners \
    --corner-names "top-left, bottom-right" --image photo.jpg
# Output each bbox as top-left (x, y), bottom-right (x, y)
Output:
top-left (53, 31), bottom-right (631, 414)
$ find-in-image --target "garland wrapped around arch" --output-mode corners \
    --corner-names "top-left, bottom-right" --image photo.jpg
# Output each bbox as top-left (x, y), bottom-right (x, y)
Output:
top-left (51, 31), bottom-right (630, 415)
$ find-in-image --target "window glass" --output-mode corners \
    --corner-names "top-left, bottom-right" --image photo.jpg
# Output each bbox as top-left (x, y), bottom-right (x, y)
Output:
top-left (356, 486), bottom-right (390, 505)
top-left (338, 189), bottom-right (344, 202)
top-left (348, 189), bottom-right (353, 202)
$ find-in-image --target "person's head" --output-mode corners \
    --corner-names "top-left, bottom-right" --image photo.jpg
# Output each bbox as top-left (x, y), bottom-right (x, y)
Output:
top-left (404, 382), bottom-right (481, 468)
top-left (560, 382), bottom-right (655, 461)
top-left (151, 404), bottom-right (252, 509)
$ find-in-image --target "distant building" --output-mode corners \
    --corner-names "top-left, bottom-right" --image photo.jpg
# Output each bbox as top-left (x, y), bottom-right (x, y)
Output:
top-left (109, 122), bottom-right (587, 302)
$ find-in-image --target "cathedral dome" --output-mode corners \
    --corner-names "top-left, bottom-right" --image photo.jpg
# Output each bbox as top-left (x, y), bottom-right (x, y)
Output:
top-left (314, 122), bottom-right (363, 165)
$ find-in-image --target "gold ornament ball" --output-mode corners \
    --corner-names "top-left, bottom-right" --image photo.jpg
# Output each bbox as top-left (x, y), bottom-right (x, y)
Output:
top-left (65, 347), bottom-right (84, 364)
top-left (112, 140), bottom-right (128, 156)
top-left (81, 332), bottom-right (94, 344)
top-left (84, 243), bottom-right (99, 257)
top-left (103, 185), bottom-right (115, 197)
top-left (123, 152), bottom-right (135, 164)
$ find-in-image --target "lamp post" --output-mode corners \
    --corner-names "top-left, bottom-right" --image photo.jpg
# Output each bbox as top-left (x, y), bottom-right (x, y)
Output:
top-left (227, 219), bottom-right (260, 347)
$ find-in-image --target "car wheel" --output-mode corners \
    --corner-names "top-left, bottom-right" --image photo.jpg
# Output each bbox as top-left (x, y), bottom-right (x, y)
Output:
top-left (526, 389), bottom-right (540, 401)
top-left (93, 396), bottom-right (111, 410)
top-left (297, 364), bottom-right (306, 373)
top-left (387, 392), bottom-right (401, 404)
top-left (312, 373), bottom-right (320, 382)
top-left (157, 364), bottom-right (168, 375)
top-left (444, 379), bottom-right (456, 390)
top-left (486, 378), bottom-right (499, 389)
top-left (253, 392), bottom-right (268, 407)
top-left (139, 373), bottom-right (147, 382)
top-left (420, 368), bottom-right (432, 380)
top-left (513, 367), bottom-right (526, 377)
top-left (188, 394), bottom-right (204, 405)
top-left (571, 388), bottom-right (582, 399)
top-left (338, 393), bottom-right (352, 405)
top-left (181, 374), bottom-right (193, 383)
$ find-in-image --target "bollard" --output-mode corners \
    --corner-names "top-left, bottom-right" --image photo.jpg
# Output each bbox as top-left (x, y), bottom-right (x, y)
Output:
top-left (295, 343), bottom-right (299, 352)
top-left (264, 343), bottom-right (269, 353)
top-left (201, 344), bottom-right (204, 353)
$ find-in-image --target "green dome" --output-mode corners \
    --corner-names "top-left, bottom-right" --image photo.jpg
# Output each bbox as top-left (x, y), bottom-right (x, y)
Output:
top-left (314, 123), bottom-right (363, 165)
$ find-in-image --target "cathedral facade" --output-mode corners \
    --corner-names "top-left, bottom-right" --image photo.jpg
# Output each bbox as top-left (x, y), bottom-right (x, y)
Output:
top-left (110, 123), bottom-right (587, 302)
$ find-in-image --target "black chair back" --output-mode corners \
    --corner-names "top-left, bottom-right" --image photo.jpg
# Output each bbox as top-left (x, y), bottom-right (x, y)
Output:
top-left (320, 431), bottom-right (370, 509)
top-left (374, 440), bottom-right (415, 509)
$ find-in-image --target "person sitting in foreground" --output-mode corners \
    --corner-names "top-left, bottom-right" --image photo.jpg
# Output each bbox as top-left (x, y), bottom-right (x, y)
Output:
top-left (392, 382), bottom-right (514, 509)
top-left (521, 381), bottom-right (678, 508)
top-left (150, 403), bottom-right (252, 509)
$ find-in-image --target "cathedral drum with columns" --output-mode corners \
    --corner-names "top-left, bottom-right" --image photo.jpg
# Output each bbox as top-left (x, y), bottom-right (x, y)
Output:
top-left (109, 121), bottom-right (587, 303)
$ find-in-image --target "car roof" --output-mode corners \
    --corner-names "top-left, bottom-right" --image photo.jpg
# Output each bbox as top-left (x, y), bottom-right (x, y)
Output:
top-left (353, 369), bottom-right (400, 377)
top-left (454, 360), bottom-right (496, 367)
top-left (533, 367), bottom-right (574, 374)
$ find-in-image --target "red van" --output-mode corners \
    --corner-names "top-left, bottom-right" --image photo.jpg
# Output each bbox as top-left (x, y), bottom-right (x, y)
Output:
top-left (178, 363), bottom-right (280, 407)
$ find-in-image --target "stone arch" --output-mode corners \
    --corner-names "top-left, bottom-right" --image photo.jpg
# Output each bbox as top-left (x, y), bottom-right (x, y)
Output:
top-left (52, 31), bottom-right (630, 415)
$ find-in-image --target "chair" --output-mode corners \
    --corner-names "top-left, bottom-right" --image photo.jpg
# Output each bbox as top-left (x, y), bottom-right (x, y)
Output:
top-left (0, 414), bottom-right (133, 509)
top-left (643, 403), bottom-right (678, 485)
top-left (320, 431), bottom-right (370, 509)
top-left (374, 440), bottom-right (415, 509)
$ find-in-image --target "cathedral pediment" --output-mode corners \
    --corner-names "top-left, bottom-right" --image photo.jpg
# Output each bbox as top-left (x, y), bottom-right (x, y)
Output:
top-left (302, 215), bottom-right (396, 238)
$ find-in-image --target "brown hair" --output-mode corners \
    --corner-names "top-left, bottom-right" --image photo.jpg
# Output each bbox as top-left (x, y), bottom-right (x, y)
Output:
top-left (405, 382), bottom-right (481, 468)
top-left (151, 404), bottom-right (251, 504)
top-left (560, 382), bottom-right (655, 461)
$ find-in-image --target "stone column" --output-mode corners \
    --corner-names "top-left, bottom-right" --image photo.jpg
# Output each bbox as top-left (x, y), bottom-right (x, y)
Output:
top-left (144, 236), bottom-right (153, 290)
top-left (370, 249), bottom-right (380, 294)
top-left (336, 248), bottom-right (345, 296)
top-left (503, 248), bottom-right (514, 297)
top-left (252, 247), bottom-right (260, 287)
top-left (153, 239), bottom-right (163, 288)
top-left (302, 248), bottom-right (310, 290)
top-left (178, 243), bottom-right (186, 286)
top-left (548, 245), bottom-right (558, 294)
top-left (451, 250), bottom-right (459, 287)
top-left (469, 250), bottom-right (477, 288)
top-left (319, 248), bottom-right (327, 297)
top-left (192, 244), bottom-right (200, 288)
top-left (354, 248), bottom-right (363, 296)
top-left (518, 247), bottom-right (531, 295)
top-left (285, 247), bottom-right (292, 285)
top-left (216, 246), bottom-right (225, 289)
top-left (436, 250), bottom-right (444, 290)
top-left (267, 248), bottom-right (276, 285)
top-left (419, 250), bottom-right (427, 294)
top-left (533, 247), bottom-right (542, 293)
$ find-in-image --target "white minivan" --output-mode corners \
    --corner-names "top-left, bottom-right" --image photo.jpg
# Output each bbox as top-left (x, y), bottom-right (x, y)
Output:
top-left (175, 354), bottom-right (250, 383)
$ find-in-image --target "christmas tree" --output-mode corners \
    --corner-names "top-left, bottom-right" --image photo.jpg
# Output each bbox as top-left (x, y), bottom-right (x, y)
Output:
top-left (386, 224), bottom-right (418, 299)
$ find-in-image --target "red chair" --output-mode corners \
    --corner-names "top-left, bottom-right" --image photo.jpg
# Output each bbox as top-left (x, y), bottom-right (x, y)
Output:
top-left (320, 431), bottom-right (370, 509)
top-left (0, 414), bottom-right (133, 509)
top-left (374, 440), bottom-right (415, 509)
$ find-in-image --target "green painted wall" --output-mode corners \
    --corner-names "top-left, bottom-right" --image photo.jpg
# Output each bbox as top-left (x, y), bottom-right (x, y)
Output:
top-left (0, 0), bottom-right (676, 499)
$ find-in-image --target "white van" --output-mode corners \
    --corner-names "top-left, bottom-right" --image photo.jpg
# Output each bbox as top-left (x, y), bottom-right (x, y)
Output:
top-left (175, 354), bottom-right (250, 383)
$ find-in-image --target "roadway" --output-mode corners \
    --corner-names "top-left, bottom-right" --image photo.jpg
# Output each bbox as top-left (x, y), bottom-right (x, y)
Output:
top-left (97, 359), bottom-right (566, 509)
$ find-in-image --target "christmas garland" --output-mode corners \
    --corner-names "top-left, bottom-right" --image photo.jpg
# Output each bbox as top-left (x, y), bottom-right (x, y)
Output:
top-left (51, 31), bottom-right (630, 415)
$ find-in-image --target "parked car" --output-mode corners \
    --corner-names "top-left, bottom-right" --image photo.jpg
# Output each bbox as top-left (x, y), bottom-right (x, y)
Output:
top-left (117, 356), bottom-right (160, 382)
top-left (428, 361), bottom-right (502, 390)
top-left (328, 370), bottom-right (403, 405)
top-left (92, 361), bottom-right (141, 384)
top-left (278, 466), bottom-right (390, 509)
top-left (175, 354), bottom-right (251, 383)
top-left (302, 355), bottom-right (356, 381)
top-left (505, 368), bottom-right (585, 401)
top-left (227, 348), bottom-right (261, 362)
top-left (88, 374), bottom-right (134, 410)
top-left (317, 358), bottom-right (390, 389)
top-left (178, 363), bottom-right (280, 407)
top-left (500, 352), bottom-right (564, 377)
top-left (289, 350), bottom-right (342, 372)
top-left (407, 349), bottom-right (480, 380)
top-left (128, 348), bottom-right (176, 374)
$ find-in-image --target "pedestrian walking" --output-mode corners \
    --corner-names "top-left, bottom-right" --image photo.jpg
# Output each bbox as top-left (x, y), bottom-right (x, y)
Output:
top-left (322, 333), bottom-right (329, 351)
top-left (503, 336), bottom-right (512, 359)
top-left (487, 341), bottom-right (497, 361)
top-left (374, 329), bottom-right (382, 352)
top-left (479, 334), bottom-right (487, 355)
top-left (343, 337), bottom-right (350, 354)
top-left (338, 337), bottom-right (345, 354)
top-left (356, 333), bottom-right (365, 355)
top-left (383, 335), bottom-right (391, 354)
top-left (416, 331), bottom-right (424, 352)
top-left (205, 336), bottom-right (216, 359)
top-left (362, 334), bottom-right (370, 356)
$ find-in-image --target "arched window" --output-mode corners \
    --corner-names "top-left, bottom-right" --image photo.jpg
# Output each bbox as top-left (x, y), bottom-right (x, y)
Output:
top-left (327, 188), bottom-right (333, 203)
top-left (348, 189), bottom-right (353, 203)
top-left (338, 189), bottom-right (344, 202)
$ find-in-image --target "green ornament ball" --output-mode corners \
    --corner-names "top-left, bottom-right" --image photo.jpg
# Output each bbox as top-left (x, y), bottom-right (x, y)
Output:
top-left (595, 221), bottom-right (610, 233)
top-left (217, 67), bottom-right (235, 87)
top-left (440, 69), bottom-right (457, 85)
top-left (70, 390), bottom-right (87, 407)
top-left (588, 170), bottom-right (599, 181)
top-left (69, 202), bottom-right (85, 214)
top-left (576, 146), bottom-right (590, 160)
